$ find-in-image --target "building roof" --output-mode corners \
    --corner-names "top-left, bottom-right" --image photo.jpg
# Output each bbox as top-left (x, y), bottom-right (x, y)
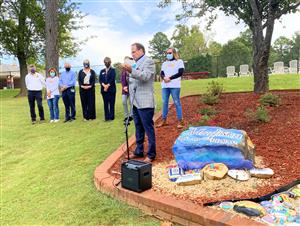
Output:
top-left (0, 64), bottom-right (20, 77)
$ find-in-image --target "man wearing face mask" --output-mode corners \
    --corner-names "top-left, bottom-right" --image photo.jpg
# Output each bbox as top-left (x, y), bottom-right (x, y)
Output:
top-left (59, 62), bottom-right (76, 122)
top-left (25, 64), bottom-right (46, 124)
top-left (122, 43), bottom-right (156, 163)
top-left (99, 57), bottom-right (116, 121)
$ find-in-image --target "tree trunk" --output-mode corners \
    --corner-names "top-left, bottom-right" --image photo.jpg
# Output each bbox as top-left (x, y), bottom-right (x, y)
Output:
top-left (252, 36), bottom-right (269, 93)
top-left (250, 0), bottom-right (278, 94)
top-left (15, 0), bottom-right (28, 97)
top-left (45, 0), bottom-right (59, 73)
top-left (16, 54), bottom-right (28, 97)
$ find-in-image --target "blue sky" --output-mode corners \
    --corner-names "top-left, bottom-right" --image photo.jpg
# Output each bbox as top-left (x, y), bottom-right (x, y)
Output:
top-left (2, 0), bottom-right (300, 72)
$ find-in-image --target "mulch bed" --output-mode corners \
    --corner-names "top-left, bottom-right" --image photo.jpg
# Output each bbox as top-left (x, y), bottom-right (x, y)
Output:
top-left (110, 90), bottom-right (300, 205)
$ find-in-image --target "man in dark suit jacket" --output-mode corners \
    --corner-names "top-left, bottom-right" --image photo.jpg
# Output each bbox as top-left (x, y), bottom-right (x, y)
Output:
top-left (99, 57), bottom-right (116, 121)
top-left (123, 43), bottom-right (156, 163)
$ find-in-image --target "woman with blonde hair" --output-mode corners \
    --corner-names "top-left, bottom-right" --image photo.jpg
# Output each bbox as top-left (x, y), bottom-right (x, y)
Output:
top-left (156, 47), bottom-right (185, 129)
top-left (46, 67), bottom-right (60, 122)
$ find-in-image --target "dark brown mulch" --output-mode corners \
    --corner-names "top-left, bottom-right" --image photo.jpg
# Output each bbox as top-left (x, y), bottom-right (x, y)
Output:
top-left (110, 90), bottom-right (300, 205)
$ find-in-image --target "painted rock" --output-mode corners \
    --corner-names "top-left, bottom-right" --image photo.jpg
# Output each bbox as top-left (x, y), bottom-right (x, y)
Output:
top-left (228, 169), bottom-right (250, 181)
top-left (249, 167), bottom-right (274, 178)
top-left (261, 214), bottom-right (276, 225)
top-left (175, 173), bottom-right (202, 186)
top-left (202, 163), bottom-right (228, 180)
top-left (167, 166), bottom-right (184, 182)
top-left (234, 200), bottom-right (267, 216)
top-left (219, 201), bottom-right (234, 210)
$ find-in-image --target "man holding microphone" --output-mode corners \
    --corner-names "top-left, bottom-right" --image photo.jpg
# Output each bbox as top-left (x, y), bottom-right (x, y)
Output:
top-left (123, 43), bottom-right (156, 163)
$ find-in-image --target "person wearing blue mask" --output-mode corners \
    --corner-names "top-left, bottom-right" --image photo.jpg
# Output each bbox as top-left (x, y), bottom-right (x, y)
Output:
top-left (99, 57), bottom-right (116, 121)
top-left (123, 43), bottom-right (156, 163)
top-left (25, 64), bottom-right (46, 124)
top-left (59, 62), bottom-right (76, 122)
top-left (46, 68), bottom-right (60, 123)
top-left (156, 47), bottom-right (185, 129)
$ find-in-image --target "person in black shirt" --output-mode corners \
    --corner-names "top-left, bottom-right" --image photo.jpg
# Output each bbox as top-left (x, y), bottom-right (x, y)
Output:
top-left (78, 59), bottom-right (96, 121)
top-left (99, 57), bottom-right (116, 121)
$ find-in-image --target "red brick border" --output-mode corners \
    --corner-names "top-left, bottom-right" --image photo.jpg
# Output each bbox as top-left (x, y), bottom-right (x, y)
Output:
top-left (94, 94), bottom-right (268, 226)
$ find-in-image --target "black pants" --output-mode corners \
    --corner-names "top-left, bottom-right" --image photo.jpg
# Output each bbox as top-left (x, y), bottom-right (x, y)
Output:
top-left (80, 88), bottom-right (96, 120)
top-left (101, 92), bottom-right (116, 120)
top-left (62, 87), bottom-right (76, 120)
top-left (27, 90), bottom-right (44, 122)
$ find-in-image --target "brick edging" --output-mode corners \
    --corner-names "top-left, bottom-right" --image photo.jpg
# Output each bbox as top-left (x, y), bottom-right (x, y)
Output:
top-left (94, 93), bottom-right (268, 226)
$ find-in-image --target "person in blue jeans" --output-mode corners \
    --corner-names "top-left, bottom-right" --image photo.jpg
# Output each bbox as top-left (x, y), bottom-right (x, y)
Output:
top-left (46, 68), bottom-right (60, 123)
top-left (157, 47), bottom-right (185, 129)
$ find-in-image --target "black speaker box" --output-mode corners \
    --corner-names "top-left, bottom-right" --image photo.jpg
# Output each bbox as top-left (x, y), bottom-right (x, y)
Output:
top-left (121, 160), bottom-right (152, 192)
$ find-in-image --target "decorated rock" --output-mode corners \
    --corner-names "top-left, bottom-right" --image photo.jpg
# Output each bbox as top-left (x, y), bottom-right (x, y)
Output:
top-left (219, 202), bottom-right (234, 210)
top-left (167, 165), bottom-right (184, 182)
top-left (261, 214), bottom-right (276, 225)
top-left (202, 163), bottom-right (228, 180)
top-left (228, 169), bottom-right (250, 181)
top-left (175, 173), bottom-right (202, 186)
top-left (234, 200), bottom-right (267, 216)
top-left (233, 205), bottom-right (261, 217)
top-left (249, 167), bottom-right (274, 178)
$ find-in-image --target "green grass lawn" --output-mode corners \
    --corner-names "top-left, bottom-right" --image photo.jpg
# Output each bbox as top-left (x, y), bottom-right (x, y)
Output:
top-left (1, 74), bottom-right (299, 225)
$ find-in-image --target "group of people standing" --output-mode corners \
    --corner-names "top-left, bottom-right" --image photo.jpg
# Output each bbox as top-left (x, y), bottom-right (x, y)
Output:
top-left (25, 43), bottom-right (185, 163)
top-left (25, 58), bottom-right (117, 124)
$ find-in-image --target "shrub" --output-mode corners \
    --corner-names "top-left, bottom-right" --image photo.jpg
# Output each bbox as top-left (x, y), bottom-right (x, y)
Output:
top-left (197, 115), bottom-right (211, 126)
top-left (199, 107), bottom-right (217, 116)
top-left (201, 93), bottom-right (219, 105)
top-left (206, 81), bottom-right (224, 97)
top-left (245, 106), bottom-right (270, 123)
top-left (259, 93), bottom-right (280, 107)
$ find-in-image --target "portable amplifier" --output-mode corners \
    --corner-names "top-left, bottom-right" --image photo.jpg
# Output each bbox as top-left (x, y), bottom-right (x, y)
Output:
top-left (121, 160), bottom-right (152, 192)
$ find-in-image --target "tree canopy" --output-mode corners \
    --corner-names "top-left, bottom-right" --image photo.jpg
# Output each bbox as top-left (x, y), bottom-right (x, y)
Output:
top-left (0, 0), bottom-right (84, 96)
top-left (149, 32), bottom-right (171, 62)
top-left (159, 0), bottom-right (300, 93)
top-left (172, 25), bottom-right (207, 60)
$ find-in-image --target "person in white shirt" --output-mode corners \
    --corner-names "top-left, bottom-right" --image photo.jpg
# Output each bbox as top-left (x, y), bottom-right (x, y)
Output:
top-left (46, 68), bottom-right (60, 123)
top-left (156, 48), bottom-right (185, 129)
top-left (25, 64), bottom-right (46, 124)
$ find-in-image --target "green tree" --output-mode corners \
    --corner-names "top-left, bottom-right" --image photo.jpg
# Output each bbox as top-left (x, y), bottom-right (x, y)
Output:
top-left (185, 54), bottom-right (212, 73)
top-left (208, 41), bottom-right (222, 56)
top-left (149, 32), bottom-right (171, 63)
top-left (172, 25), bottom-right (207, 60)
top-left (113, 62), bottom-right (122, 83)
top-left (159, 0), bottom-right (300, 93)
top-left (0, 0), bottom-right (84, 96)
top-left (273, 36), bottom-right (293, 64)
top-left (235, 29), bottom-right (253, 49)
top-left (171, 24), bottom-right (190, 50)
top-left (219, 39), bottom-right (252, 76)
top-left (290, 32), bottom-right (300, 66)
top-left (208, 41), bottom-right (222, 77)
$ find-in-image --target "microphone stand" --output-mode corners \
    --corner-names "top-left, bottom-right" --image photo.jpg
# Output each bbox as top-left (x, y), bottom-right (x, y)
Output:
top-left (124, 86), bottom-right (137, 161)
